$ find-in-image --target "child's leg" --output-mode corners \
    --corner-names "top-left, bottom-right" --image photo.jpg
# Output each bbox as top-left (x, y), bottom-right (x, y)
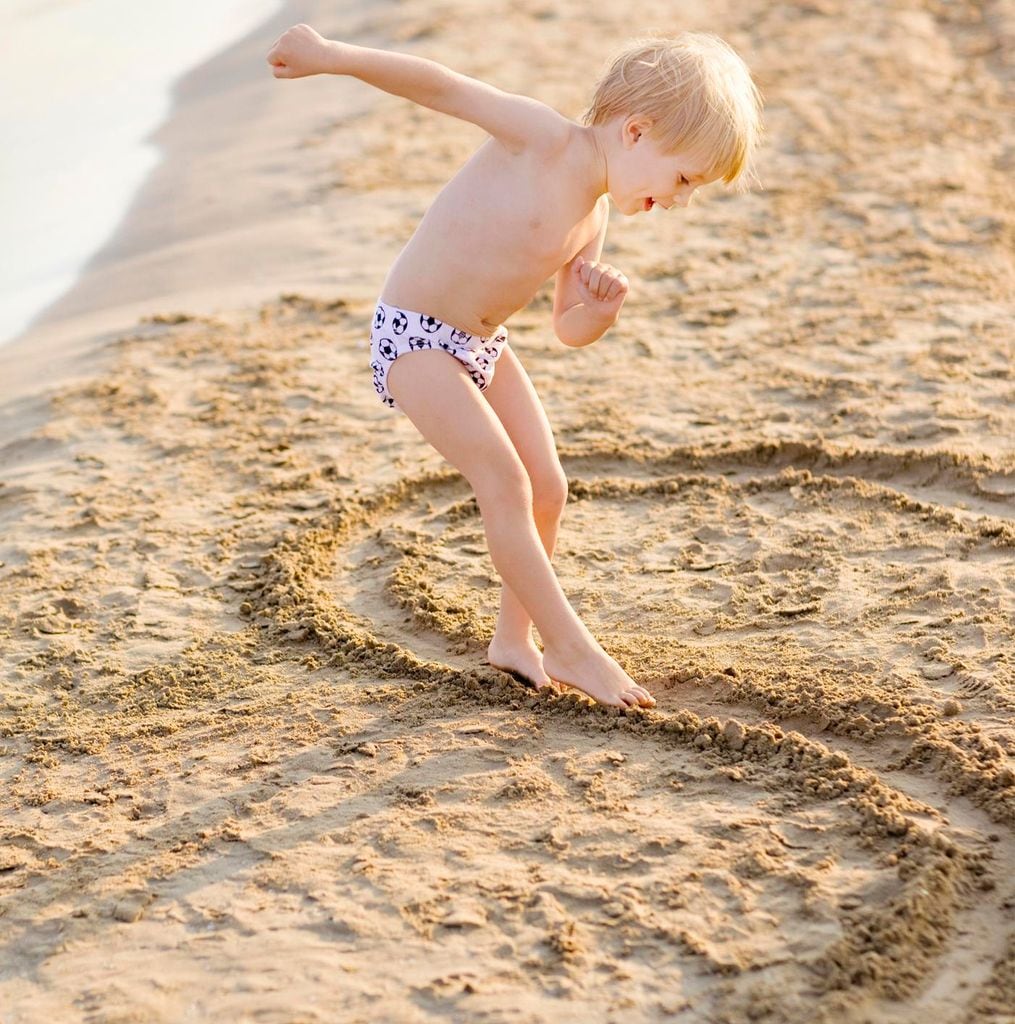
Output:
top-left (386, 349), bottom-right (655, 708)
top-left (479, 345), bottom-right (568, 650)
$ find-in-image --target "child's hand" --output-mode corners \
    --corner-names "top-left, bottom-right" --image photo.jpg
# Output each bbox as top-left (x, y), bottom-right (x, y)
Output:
top-left (572, 256), bottom-right (630, 315)
top-left (267, 24), bottom-right (336, 79)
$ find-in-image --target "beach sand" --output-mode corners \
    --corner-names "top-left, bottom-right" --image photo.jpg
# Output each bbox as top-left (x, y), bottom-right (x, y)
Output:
top-left (1, 0), bottom-right (1013, 1020)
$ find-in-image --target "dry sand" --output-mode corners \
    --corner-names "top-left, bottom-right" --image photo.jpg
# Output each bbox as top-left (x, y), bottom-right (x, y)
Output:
top-left (1, 0), bottom-right (1013, 1021)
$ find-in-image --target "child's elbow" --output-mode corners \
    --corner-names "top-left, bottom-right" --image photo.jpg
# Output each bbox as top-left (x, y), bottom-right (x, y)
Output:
top-left (553, 319), bottom-right (598, 349)
top-left (552, 323), bottom-right (579, 348)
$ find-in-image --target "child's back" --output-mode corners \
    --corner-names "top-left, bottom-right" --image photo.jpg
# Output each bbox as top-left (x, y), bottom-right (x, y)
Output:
top-left (268, 26), bottom-right (762, 708)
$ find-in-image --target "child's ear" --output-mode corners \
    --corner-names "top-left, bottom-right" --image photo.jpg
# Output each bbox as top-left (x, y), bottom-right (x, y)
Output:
top-left (623, 114), bottom-right (653, 145)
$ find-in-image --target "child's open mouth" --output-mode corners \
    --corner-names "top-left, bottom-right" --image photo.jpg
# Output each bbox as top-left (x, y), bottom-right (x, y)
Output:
top-left (644, 197), bottom-right (654, 211)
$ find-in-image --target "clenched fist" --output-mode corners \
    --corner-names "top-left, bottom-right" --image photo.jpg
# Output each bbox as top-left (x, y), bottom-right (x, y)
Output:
top-left (267, 23), bottom-right (336, 79)
top-left (572, 255), bottom-right (630, 313)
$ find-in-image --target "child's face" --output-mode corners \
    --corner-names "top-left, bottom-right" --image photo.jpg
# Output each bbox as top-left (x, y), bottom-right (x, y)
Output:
top-left (612, 117), bottom-right (720, 216)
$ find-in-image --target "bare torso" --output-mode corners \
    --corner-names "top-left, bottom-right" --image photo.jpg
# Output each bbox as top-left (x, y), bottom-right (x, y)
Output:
top-left (378, 123), bottom-right (604, 337)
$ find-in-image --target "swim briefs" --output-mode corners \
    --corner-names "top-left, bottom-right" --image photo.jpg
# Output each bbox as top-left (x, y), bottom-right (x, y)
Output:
top-left (369, 299), bottom-right (509, 411)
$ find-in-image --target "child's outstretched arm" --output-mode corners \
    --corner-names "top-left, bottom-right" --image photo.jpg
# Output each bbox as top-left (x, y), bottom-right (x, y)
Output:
top-left (267, 23), bottom-right (566, 154)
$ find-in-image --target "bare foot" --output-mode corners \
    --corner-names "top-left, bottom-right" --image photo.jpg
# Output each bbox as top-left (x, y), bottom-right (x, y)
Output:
top-left (486, 638), bottom-right (555, 691)
top-left (542, 644), bottom-right (656, 708)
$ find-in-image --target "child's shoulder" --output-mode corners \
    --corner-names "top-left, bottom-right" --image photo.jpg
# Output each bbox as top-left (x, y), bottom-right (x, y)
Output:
top-left (445, 75), bottom-right (577, 157)
top-left (533, 109), bottom-right (583, 156)
top-left (495, 103), bottom-right (577, 159)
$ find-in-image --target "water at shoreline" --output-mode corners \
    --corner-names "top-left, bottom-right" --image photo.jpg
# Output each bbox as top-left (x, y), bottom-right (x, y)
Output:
top-left (0, 0), bottom-right (282, 347)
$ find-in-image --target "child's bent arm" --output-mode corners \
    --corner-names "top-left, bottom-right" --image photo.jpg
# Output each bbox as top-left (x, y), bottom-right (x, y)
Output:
top-left (552, 198), bottom-right (629, 347)
top-left (330, 41), bottom-right (567, 153)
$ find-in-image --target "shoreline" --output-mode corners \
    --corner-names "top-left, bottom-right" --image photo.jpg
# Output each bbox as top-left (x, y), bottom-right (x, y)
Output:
top-left (0, 0), bottom-right (284, 349)
top-left (0, 0), bottom-right (387, 430)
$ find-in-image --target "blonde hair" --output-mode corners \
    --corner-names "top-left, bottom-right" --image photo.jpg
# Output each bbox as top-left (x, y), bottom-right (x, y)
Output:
top-left (580, 32), bottom-right (764, 193)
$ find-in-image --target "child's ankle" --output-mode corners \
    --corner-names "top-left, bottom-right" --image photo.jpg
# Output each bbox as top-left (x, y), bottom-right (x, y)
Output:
top-left (544, 633), bottom-right (599, 662)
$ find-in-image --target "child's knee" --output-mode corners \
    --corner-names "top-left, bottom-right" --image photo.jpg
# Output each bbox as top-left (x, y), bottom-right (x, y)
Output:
top-left (531, 468), bottom-right (568, 515)
top-left (474, 462), bottom-right (534, 512)
top-left (453, 454), bottom-right (532, 512)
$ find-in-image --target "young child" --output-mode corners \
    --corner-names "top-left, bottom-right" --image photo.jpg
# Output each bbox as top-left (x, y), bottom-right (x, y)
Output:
top-left (267, 25), bottom-right (763, 709)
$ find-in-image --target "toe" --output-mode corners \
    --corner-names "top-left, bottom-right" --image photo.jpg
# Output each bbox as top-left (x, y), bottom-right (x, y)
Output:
top-left (620, 687), bottom-right (655, 708)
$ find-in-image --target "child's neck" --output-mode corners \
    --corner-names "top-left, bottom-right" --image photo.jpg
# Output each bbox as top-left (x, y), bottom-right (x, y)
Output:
top-left (576, 123), bottom-right (611, 206)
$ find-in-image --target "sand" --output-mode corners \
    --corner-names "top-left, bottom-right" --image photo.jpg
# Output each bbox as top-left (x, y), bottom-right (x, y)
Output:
top-left (1, 0), bottom-right (1013, 1021)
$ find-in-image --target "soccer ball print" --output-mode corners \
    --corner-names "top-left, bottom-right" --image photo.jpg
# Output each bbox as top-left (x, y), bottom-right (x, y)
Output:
top-left (368, 301), bottom-right (509, 408)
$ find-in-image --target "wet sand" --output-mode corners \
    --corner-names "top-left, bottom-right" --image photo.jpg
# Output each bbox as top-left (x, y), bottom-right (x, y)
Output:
top-left (1, 0), bottom-right (1012, 1021)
